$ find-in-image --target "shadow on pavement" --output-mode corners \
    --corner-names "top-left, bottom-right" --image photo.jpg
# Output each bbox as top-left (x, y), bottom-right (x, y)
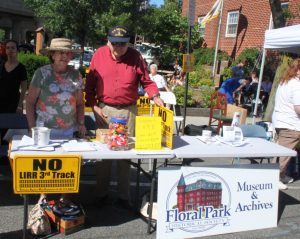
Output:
top-left (278, 190), bottom-right (300, 221)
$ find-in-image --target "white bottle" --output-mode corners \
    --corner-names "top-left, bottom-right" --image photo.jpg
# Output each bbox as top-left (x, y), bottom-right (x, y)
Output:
top-left (231, 112), bottom-right (241, 127)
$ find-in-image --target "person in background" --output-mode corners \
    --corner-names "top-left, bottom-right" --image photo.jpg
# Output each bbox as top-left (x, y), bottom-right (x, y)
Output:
top-left (26, 38), bottom-right (86, 203)
top-left (0, 41), bottom-right (6, 63)
top-left (231, 60), bottom-right (247, 78)
top-left (261, 76), bottom-right (273, 108)
top-left (0, 40), bottom-right (27, 145)
top-left (250, 70), bottom-right (259, 84)
top-left (149, 64), bottom-right (170, 92)
top-left (272, 58), bottom-right (300, 190)
top-left (0, 40), bottom-right (27, 114)
top-left (86, 25), bottom-right (163, 209)
top-left (261, 76), bottom-right (273, 94)
top-left (218, 70), bottom-right (248, 105)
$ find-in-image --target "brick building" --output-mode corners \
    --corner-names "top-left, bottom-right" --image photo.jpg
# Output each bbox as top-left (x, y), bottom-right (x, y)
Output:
top-left (177, 174), bottom-right (222, 212)
top-left (182, 0), bottom-right (299, 59)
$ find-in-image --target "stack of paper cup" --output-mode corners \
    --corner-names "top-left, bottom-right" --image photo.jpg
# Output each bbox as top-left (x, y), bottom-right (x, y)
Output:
top-left (231, 112), bottom-right (241, 127)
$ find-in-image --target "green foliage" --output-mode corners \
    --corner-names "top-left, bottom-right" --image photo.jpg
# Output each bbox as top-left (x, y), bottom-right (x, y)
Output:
top-left (234, 47), bottom-right (260, 75)
top-left (24, 0), bottom-right (146, 47)
top-left (0, 29), bottom-right (5, 41)
top-left (193, 48), bottom-right (230, 66)
top-left (199, 86), bottom-right (215, 108)
top-left (188, 64), bottom-right (213, 88)
top-left (141, 0), bottom-right (203, 66)
top-left (173, 86), bottom-right (193, 106)
top-left (18, 53), bottom-right (50, 84)
top-left (24, 0), bottom-right (101, 46)
top-left (221, 67), bottom-right (232, 80)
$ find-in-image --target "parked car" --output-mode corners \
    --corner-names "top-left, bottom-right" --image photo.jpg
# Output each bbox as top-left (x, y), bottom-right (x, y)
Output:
top-left (134, 42), bottom-right (161, 66)
top-left (68, 51), bottom-right (93, 69)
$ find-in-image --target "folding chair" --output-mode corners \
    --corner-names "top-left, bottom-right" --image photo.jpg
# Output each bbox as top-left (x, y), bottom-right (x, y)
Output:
top-left (159, 91), bottom-right (184, 135)
top-left (235, 124), bottom-right (270, 164)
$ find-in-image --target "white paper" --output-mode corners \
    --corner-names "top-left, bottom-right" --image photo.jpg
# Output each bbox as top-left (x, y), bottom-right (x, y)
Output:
top-left (18, 146), bottom-right (55, 151)
top-left (214, 135), bottom-right (248, 147)
top-left (196, 136), bottom-right (217, 145)
top-left (62, 140), bottom-right (96, 151)
top-left (17, 135), bottom-right (58, 151)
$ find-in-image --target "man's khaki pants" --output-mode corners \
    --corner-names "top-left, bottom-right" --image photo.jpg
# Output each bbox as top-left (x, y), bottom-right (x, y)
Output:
top-left (96, 104), bottom-right (137, 200)
top-left (273, 128), bottom-right (300, 178)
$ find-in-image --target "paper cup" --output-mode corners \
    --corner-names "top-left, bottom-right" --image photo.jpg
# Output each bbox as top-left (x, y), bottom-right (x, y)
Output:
top-left (202, 130), bottom-right (212, 139)
top-left (38, 127), bottom-right (50, 145)
top-left (32, 127), bottom-right (51, 146)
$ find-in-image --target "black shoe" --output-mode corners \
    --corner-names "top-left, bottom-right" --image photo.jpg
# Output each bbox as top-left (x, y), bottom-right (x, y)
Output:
top-left (113, 198), bottom-right (133, 211)
top-left (94, 195), bottom-right (110, 208)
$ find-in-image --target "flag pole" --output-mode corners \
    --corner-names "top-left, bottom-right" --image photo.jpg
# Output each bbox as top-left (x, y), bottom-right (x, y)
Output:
top-left (212, 0), bottom-right (224, 81)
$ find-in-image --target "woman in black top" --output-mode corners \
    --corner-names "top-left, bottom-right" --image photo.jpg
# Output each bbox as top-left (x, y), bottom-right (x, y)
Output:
top-left (0, 40), bottom-right (27, 113)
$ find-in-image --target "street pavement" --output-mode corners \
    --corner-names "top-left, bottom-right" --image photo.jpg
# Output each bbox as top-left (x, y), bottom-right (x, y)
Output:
top-left (0, 116), bottom-right (300, 239)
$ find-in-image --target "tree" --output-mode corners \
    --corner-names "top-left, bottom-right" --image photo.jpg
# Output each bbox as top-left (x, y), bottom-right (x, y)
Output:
top-left (24, 0), bottom-right (148, 47)
top-left (140, 0), bottom-right (202, 66)
top-left (263, 0), bottom-right (286, 121)
top-left (269, 0), bottom-right (285, 28)
top-left (24, 0), bottom-right (104, 48)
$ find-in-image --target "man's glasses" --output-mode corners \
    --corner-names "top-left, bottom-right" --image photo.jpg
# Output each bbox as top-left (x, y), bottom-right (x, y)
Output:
top-left (111, 42), bottom-right (127, 47)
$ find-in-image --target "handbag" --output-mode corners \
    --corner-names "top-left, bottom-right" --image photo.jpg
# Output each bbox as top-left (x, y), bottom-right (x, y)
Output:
top-left (27, 204), bottom-right (51, 235)
top-left (184, 124), bottom-right (217, 136)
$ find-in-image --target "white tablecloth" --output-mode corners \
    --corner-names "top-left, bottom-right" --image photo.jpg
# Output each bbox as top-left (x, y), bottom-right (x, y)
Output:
top-left (172, 136), bottom-right (296, 158)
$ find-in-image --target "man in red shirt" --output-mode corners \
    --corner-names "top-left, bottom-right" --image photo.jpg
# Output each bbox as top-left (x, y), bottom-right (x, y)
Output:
top-left (86, 26), bottom-right (163, 209)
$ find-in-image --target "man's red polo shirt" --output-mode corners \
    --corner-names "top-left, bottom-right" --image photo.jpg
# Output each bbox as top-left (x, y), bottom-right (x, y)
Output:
top-left (85, 45), bottom-right (158, 107)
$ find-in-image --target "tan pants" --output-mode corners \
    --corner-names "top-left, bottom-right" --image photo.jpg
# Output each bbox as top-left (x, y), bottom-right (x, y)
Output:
top-left (273, 128), bottom-right (300, 178)
top-left (95, 103), bottom-right (137, 200)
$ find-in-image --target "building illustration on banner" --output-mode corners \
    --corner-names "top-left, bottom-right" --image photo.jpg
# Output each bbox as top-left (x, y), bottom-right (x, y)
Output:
top-left (165, 171), bottom-right (232, 233)
top-left (177, 174), bottom-right (222, 212)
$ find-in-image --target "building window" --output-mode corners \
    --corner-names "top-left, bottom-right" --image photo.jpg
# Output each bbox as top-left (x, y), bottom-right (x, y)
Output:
top-left (198, 16), bottom-right (205, 37)
top-left (226, 11), bottom-right (239, 37)
top-left (281, 2), bottom-right (288, 10)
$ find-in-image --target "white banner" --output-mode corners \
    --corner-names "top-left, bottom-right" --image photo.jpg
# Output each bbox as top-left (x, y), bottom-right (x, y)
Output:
top-left (157, 165), bottom-right (279, 239)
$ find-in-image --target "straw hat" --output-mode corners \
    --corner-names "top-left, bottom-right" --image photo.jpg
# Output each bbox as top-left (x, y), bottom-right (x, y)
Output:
top-left (40, 38), bottom-right (82, 54)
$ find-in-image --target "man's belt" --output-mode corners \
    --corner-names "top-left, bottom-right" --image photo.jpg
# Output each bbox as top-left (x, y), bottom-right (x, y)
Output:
top-left (102, 102), bottom-right (136, 108)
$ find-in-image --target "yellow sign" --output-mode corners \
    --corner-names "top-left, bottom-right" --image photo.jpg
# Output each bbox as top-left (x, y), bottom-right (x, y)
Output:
top-left (13, 155), bottom-right (81, 194)
top-left (182, 54), bottom-right (195, 72)
top-left (135, 116), bottom-right (162, 150)
top-left (154, 106), bottom-right (174, 149)
top-left (83, 91), bottom-right (93, 112)
top-left (137, 96), bottom-right (152, 116)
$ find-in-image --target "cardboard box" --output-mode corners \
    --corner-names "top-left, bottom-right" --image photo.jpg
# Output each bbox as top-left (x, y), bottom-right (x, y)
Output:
top-left (227, 104), bottom-right (247, 124)
top-left (45, 204), bottom-right (85, 235)
top-left (96, 128), bottom-right (109, 143)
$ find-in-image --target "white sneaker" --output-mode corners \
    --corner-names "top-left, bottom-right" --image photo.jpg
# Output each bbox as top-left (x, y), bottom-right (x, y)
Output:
top-left (278, 181), bottom-right (288, 190)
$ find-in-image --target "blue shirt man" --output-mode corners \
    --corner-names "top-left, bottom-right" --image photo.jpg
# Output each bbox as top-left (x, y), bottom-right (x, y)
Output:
top-left (219, 77), bottom-right (242, 104)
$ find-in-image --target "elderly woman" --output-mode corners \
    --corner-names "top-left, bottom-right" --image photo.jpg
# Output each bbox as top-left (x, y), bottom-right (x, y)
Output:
top-left (26, 38), bottom-right (86, 203)
top-left (149, 64), bottom-right (170, 92)
top-left (272, 58), bottom-right (300, 190)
